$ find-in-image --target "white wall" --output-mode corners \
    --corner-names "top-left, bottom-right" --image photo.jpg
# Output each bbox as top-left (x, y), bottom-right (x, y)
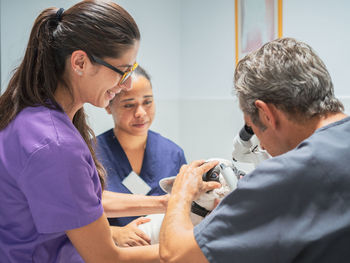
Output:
top-left (284, 0), bottom-right (350, 97)
top-left (1, 0), bottom-right (350, 165)
top-left (177, 0), bottom-right (350, 162)
top-left (282, 0), bottom-right (350, 134)
top-left (285, 0), bottom-right (350, 138)
top-left (84, 0), bottom-right (183, 144)
top-left (0, 0), bottom-right (78, 89)
top-left (177, 0), bottom-right (242, 162)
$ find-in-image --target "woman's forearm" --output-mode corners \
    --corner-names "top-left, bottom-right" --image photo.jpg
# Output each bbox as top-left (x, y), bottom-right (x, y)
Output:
top-left (67, 213), bottom-right (159, 263)
top-left (102, 191), bottom-right (168, 218)
top-left (117, 244), bottom-right (159, 263)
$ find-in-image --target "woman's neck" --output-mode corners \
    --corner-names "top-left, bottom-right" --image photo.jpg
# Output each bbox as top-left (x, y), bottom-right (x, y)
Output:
top-left (54, 84), bottom-right (82, 120)
top-left (114, 128), bottom-right (148, 174)
top-left (114, 128), bottom-right (148, 151)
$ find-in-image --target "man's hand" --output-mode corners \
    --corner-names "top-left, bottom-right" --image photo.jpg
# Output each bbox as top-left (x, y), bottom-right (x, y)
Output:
top-left (111, 217), bottom-right (151, 247)
top-left (159, 160), bottom-right (220, 263)
top-left (171, 160), bottom-right (221, 202)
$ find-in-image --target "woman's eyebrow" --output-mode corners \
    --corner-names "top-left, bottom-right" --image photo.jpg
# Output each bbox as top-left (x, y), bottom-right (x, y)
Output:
top-left (120, 95), bottom-right (153, 103)
top-left (118, 64), bottom-right (133, 68)
top-left (120, 98), bottom-right (135, 103)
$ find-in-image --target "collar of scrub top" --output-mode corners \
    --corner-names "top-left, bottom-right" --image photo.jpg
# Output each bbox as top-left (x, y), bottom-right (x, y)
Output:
top-left (111, 130), bottom-right (155, 181)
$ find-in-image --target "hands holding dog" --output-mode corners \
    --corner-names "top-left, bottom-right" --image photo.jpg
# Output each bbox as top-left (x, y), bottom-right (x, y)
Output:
top-left (159, 160), bottom-right (222, 263)
top-left (171, 160), bottom-right (222, 202)
top-left (111, 217), bottom-right (151, 247)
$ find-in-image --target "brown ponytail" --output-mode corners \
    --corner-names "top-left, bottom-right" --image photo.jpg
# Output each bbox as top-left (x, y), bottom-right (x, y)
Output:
top-left (0, 0), bottom-right (140, 188)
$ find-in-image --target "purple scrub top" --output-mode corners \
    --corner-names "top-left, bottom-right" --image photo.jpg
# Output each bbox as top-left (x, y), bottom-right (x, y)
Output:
top-left (0, 106), bottom-right (103, 262)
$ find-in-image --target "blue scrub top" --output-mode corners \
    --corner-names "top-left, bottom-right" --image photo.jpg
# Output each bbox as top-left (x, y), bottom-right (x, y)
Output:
top-left (194, 117), bottom-right (350, 263)
top-left (96, 129), bottom-right (186, 226)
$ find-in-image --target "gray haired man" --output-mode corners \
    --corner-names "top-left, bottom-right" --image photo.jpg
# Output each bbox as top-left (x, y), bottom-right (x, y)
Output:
top-left (159, 38), bottom-right (350, 263)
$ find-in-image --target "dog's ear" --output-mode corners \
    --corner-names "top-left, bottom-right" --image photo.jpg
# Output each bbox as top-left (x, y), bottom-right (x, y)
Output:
top-left (159, 176), bottom-right (176, 194)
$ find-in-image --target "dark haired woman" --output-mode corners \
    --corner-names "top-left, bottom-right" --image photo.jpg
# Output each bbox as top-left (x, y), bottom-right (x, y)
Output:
top-left (0, 1), bottom-right (158, 262)
top-left (97, 66), bottom-right (186, 247)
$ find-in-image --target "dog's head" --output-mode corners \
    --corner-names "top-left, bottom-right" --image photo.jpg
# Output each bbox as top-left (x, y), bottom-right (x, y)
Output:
top-left (160, 158), bottom-right (244, 211)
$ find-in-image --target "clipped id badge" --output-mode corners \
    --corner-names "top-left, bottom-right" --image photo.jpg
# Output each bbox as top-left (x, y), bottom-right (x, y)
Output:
top-left (122, 171), bottom-right (151, 195)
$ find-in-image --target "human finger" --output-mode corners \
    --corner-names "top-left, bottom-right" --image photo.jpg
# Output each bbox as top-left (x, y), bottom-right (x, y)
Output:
top-left (213, 198), bottom-right (221, 209)
top-left (126, 236), bottom-right (141, 247)
top-left (178, 163), bottom-right (189, 174)
top-left (134, 234), bottom-right (151, 246)
top-left (134, 217), bottom-right (151, 226)
top-left (134, 228), bottom-right (151, 245)
top-left (202, 181), bottom-right (221, 191)
top-left (187, 159), bottom-right (206, 169)
top-left (127, 240), bottom-right (137, 247)
top-left (196, 160), bottom-right (219, 174)
top-left (175, 160), bottom-right (207, 180)
top-left (120, 243), bottom-right (130, 247)
top-left (128, 233), bottom-right (150, 246)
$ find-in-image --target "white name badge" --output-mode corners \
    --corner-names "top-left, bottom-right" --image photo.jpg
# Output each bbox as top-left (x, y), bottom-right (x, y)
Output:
top-left (122, 171), bottom-right (151, 195)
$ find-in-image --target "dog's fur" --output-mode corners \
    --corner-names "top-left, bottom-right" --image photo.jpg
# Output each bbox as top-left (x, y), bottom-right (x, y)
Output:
top-left (138, 158), bottom-right (241, 244)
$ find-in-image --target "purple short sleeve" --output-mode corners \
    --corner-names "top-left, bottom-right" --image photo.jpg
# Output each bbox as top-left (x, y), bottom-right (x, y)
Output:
top-left (17, 139), bottom-right (103, 233)
top-left (0, 106), bottom-right (105, 262)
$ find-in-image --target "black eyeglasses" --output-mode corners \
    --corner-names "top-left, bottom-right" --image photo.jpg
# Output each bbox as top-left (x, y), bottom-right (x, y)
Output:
top-left (91, 55), bottom-right (138, 85)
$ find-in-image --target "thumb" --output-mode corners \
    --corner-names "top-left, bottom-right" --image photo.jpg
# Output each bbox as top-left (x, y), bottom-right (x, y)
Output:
top-left (203, 181), bottom-right (221, 192)
top-left (213, 198), bottom-right (221, 209)
top-left (135, 217), bottom-right (151, 226)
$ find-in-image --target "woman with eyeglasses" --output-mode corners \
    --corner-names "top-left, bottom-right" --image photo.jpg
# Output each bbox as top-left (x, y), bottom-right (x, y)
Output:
top-left (96, 66), bottom-right (187, 247)
top-left (0, 1), bottom-right (159, 262)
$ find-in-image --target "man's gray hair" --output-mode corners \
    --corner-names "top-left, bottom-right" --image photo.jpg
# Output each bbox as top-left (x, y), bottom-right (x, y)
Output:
top-left (234, 37), bottom-right (343, 127)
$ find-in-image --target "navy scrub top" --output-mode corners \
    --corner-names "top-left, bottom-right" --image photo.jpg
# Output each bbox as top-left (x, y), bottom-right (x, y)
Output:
top-left (194, 117), bottom-right (350, 263)
top-left (96, 129), bottom-right (186, 226)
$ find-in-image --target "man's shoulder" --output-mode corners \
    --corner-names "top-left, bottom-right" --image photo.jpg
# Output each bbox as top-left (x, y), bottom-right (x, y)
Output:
top-left (296, 116), bottom-right (350, 161)
top-left (250, 117), bottom-right (350, 183)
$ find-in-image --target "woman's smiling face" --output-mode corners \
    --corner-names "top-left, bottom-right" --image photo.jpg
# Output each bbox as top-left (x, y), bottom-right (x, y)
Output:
top-left (75, 42), bottom-right (140, 109)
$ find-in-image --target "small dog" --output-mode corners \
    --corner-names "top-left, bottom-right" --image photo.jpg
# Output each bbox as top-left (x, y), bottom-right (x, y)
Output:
top-left (138, 158), bottom-right (244, 244)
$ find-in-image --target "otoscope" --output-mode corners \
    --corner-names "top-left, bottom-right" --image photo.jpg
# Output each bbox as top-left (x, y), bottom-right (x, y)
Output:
top-left (231, 124), bottom-right (270, 166)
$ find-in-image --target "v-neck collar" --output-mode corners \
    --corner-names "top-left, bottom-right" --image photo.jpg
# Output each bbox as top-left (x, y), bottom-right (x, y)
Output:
top-left (108, 130), bottom-right (156, 180)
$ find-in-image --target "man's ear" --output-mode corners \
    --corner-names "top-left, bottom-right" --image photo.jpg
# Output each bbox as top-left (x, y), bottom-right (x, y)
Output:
top-left (254, 100), bottom-right (278, 130)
